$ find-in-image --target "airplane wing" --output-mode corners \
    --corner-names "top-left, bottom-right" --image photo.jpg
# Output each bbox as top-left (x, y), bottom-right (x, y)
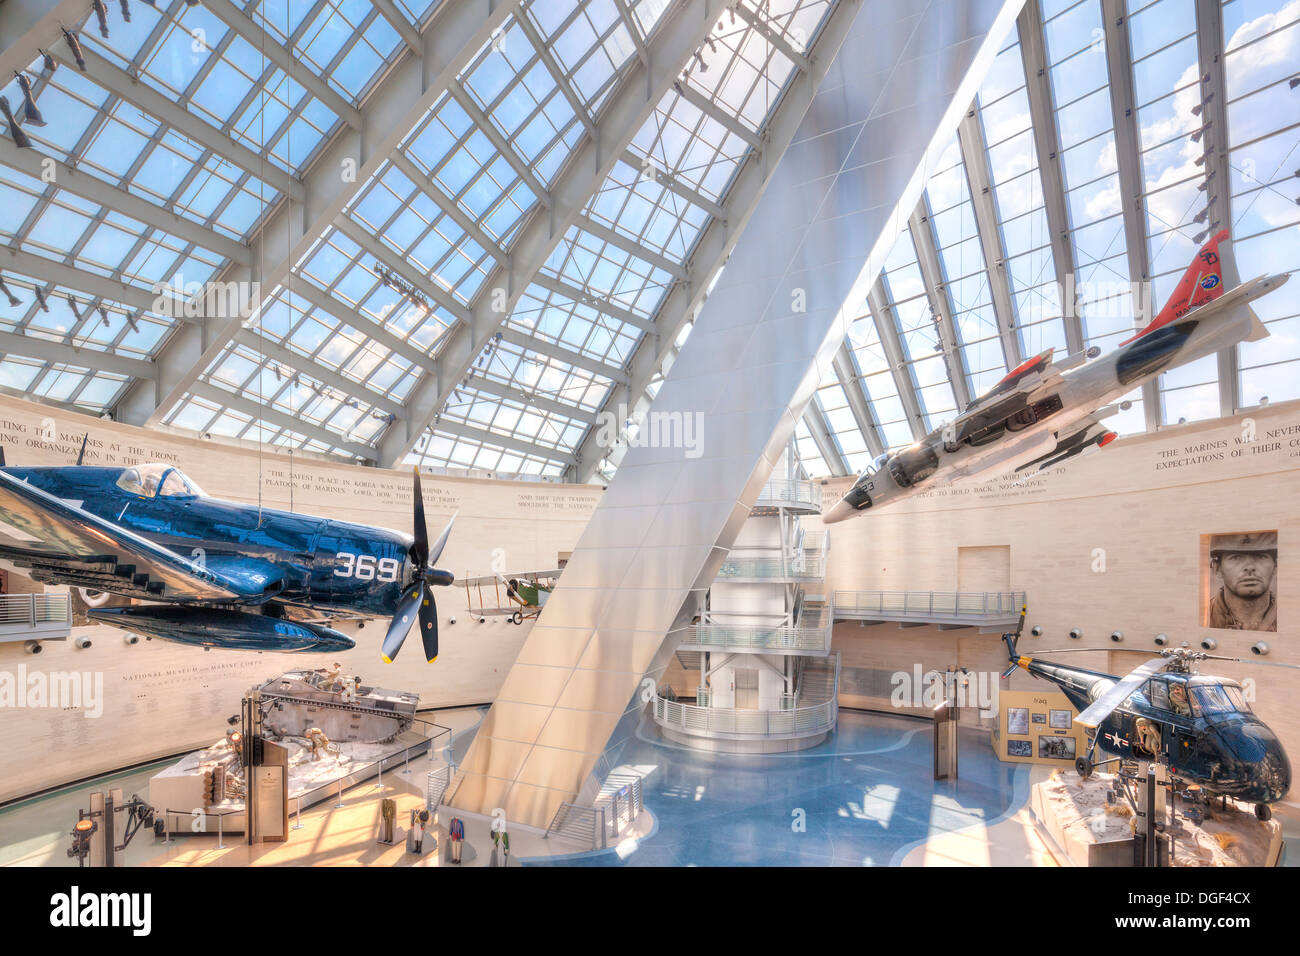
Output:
top-left (0, 470), bottom-right (252, 602)
top-left (1074, 656), bottom-right (1170, 729)
top-left (1013, 417), bottom-right (1118, 475)
top-left (459, 568), bottom-right (563, 587)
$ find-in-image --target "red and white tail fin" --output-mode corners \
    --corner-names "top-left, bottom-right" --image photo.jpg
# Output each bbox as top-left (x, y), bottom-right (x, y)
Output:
top-left (1121, 229), bottom-right (1229, 345)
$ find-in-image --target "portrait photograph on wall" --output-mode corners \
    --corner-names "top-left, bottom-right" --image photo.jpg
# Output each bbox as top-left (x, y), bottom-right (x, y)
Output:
top-left (1201, 531), bottom-right (1278, 632)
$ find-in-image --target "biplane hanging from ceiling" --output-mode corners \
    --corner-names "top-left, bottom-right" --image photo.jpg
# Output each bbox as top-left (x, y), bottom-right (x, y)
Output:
top-left (462, 568), bottom-right (562, 625)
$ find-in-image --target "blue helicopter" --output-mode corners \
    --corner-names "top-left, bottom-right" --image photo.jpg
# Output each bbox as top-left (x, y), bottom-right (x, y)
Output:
top-left (0, 441), bottom-right (454, 662)
top-left (1003, 611), bottom-right (1293, 820)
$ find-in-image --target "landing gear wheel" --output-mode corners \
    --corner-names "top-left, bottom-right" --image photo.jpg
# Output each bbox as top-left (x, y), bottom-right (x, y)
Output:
top-left (511, 610), bottom-right (523, 625)
top-left (1256, 803), bottom-right (1272, 822)
top-left (1075, 756), bottom-right (1093, 779)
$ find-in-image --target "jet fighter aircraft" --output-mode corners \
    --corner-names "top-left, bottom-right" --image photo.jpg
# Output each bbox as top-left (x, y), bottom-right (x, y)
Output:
top-left (824, 231), bottom-right (1289, 523)
top-left (0, 453), bottom-right (454, 662)
top-left (1004, 624), bottom-right (1294, 820)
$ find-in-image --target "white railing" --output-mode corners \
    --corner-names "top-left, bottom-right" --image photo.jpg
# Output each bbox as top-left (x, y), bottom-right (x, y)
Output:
top-left (717, 532), bottom-right (829, 580)
top-left (652, 693), bottom-right (837, 738)
top-left (832, 589), bottom-right (1026, 619)
top-left (755, 478), bottom-right (822, 511)
top-left (546, 802), bottom-right (608, 848)
top-left (425, 761), bottom-right (455, 813)
top-left (685, 604), bottom-right (833, 653)
top-left (0, 592), bottom-right (70, 627)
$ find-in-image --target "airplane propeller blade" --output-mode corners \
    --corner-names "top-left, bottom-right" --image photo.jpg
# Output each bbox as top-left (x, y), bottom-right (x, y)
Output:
top-left (76, 433), bottom-right (88, 466)
top-left (410, 466), bottom-right (428, 568)
top-left (428, 513), bottom-right (455, 566)
top-left (418, 583), bottom-right (438, 663)
top-left (381, 582), bottom-right (422, 663)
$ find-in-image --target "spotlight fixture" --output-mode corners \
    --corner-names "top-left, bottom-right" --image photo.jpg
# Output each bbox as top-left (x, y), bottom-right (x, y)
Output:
top-left (118, 0), bottom-right (131, 22)
top-left (92, 0), bottom-right (110, 38)
top-left (74, 635), bottom-right (92, 649)
top-left (1200, 637), bottom-right (1217, 651)
top-left (0, 275), bottom-right (20, 307)
top-left (38, 49), bottom-right (56, 74)
top-left (97, 305), bottom-right (110, 327)
top-left (1110, 630), bottom-right (1124, 643)
top-left (124, 312), bottom-right (140, 334)
top-left (33, 287), bottom-right (49, 311)
top-left (14, 73), bottom-right (46, 127)
top-left (61, 28), bottom-right (87, 71)
top-left (1193, 229), bottom-right (1209, 243)
top-left (1252, 641), bottom-right (1270, 656)
top-left (1068, 628), bottom-right (1082, 640)
top-left (1030, 625), bottom-right (1043, 637)
top-left (0, 97), bottom-right (33, 149)
top-left (1154, 633), bottom-right (1168, 646)
top-left (1193, 208), bottom-right (1208, 224)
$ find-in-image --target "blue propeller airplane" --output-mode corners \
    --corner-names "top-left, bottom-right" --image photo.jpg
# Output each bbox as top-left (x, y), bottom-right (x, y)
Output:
top-left (0, 444), bottom-right (454, 663)
top-left (1003, 611), bottom-right (1293, 820)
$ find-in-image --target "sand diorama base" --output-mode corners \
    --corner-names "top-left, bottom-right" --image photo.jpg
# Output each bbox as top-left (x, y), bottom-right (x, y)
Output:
top-left (1031, 769), bottom-right (1282, 867)
top-left (149, 731), bottom-right (432, 834)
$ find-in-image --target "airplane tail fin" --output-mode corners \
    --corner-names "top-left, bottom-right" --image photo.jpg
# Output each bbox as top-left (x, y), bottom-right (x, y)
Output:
top-left (1123, 229), bottom-right (1229, 344)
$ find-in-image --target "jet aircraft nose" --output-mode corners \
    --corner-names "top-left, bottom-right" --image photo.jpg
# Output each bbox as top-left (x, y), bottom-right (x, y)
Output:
top-left (822, 495), bottom-right (854, 524)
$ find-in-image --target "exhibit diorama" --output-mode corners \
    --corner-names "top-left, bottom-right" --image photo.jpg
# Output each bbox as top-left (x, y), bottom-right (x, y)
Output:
top-left (0, 0), bottom-right (1298, 895)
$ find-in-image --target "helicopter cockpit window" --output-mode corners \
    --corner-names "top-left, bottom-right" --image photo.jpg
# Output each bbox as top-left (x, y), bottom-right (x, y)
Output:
top-left (1191, 684), bottom-right (1247, 717)
top-left (1145, 679), bottom-right (1171, 711)
top-left (1168, 682), bottom-right (1192, 716)
top-left (115, 464), bottom-right (205, 499)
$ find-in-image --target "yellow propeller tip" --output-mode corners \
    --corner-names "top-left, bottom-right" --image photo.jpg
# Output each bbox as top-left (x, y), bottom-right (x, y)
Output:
top-left (427, 656), bottom-right (438, 663)
top-left (382, 656), bottom-right (392, 664)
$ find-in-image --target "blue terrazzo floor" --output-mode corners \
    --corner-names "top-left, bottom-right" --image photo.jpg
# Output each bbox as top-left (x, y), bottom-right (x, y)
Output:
top-left (522, 709), bottom-right (1030, 867)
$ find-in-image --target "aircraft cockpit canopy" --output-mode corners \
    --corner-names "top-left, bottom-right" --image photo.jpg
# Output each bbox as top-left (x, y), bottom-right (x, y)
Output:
top-left (116, 463), bottom-right (206, 499)
top-left (1142, 677), bottom-right (1252, 717)
top-left (1191, 682), bottom-right (1252, 717)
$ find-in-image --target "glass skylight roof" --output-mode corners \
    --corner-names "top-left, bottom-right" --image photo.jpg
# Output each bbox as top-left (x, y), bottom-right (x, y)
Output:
top-left (1, 0), bottom-right (1296, 480)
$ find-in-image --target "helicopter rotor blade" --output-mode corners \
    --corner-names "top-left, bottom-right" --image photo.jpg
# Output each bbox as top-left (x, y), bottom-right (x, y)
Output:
top-left (1074, 657), bottom-right (1171, 729)
top-left (1199, 654), bottom-right (1300, 670)
top-left (1023, 647), bottom-right (1160, 656)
